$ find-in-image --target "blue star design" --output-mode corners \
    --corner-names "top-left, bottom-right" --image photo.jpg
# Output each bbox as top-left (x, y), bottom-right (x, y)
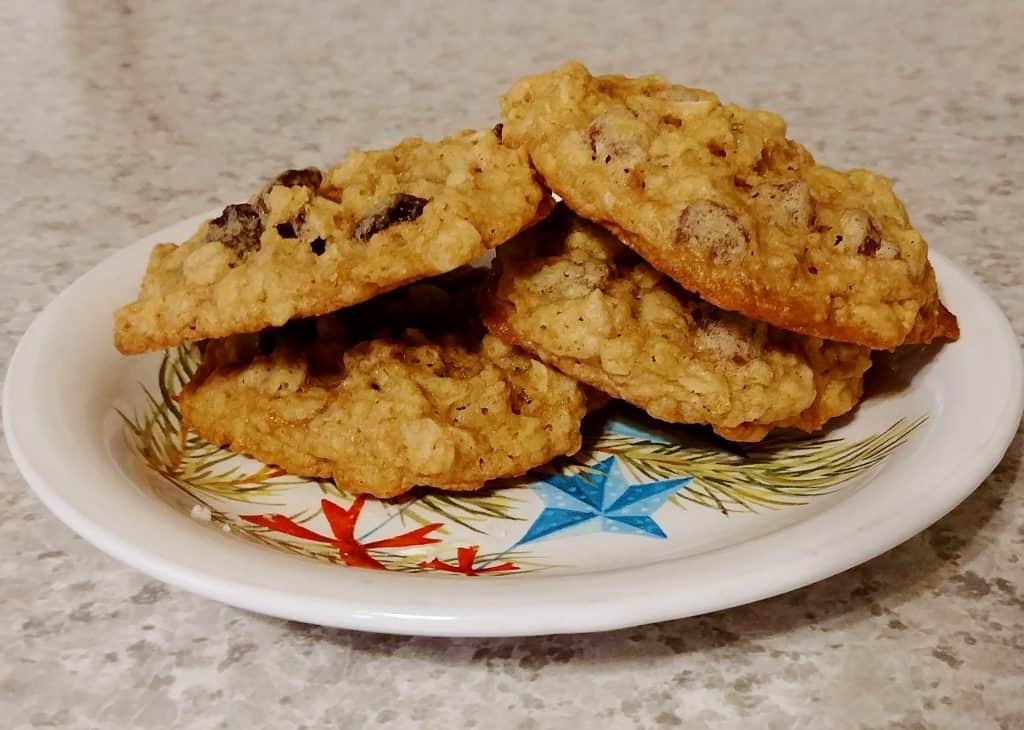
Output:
top-left (516, 457), bottom-right (690, 545)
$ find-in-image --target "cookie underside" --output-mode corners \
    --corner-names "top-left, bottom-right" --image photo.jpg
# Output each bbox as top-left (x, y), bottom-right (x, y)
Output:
top-left (179, 276), bottom-right (588, 498)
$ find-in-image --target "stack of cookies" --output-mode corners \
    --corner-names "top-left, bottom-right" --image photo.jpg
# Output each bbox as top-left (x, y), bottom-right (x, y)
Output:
top-left (114, 62), bottom-right (958, 498)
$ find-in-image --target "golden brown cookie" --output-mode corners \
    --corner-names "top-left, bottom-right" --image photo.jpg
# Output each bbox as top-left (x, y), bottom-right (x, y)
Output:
top-left (902, 296), bottom-right (960, 344)
top-left (115, 129), bottom-right (550, 354)
top-left (482, 207), bottom-right (871, 441)
top-left (500, 61), bottom-right (957, 349)
top-left (179, 272), bottom-right (588, 498)
top-left (712, 340), bottom-right (869, 442)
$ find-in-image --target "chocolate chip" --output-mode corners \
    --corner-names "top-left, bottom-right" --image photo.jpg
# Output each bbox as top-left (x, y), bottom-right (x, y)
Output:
top-left (354, 193), bottom-right (429, 241)
top-left (275, 222), bottom-right (296, 238)
top-left (206, 203), bottom-right (263, 258)
top-left (492, 123), bottom-right (503, 141)
top-left (269, 168), bottom-right (323, 191)
top-left (310, 237), bottom-right (326, 255)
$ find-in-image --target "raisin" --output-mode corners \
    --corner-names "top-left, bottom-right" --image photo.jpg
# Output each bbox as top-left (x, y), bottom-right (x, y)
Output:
top-left (858, 233), bottom-right (882, 257)
top-left (837, 210), bottom-right (895, 258)
top-left (508, 384), bottom-right (530, 416)
top-left (354, 193), bottom-right (429, 241)
top-left (275, 222), bottom-right (296, 238)
top-left (585, 117), bottom-right (643, 167)
top-left (492, 123), bottom-right (503, 141)
top-left (256, 168), bottom-right (324, 214)
top-left (206, 203), bottom-right (262, 258)
top-left (752, 148), bottom-right (772, 175)
top-left (675, 200), bottom-right (750, 263)
top-left (310, 237), bottom-right (327, 255)
top-left (269, 167), bottom-right (323, 191)
top-left (759, 180), bottom-right (814, 228)
top-left (586, 121), bottom-right (600, 156)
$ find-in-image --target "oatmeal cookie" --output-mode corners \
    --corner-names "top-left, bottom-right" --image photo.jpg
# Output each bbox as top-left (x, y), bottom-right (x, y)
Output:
top-left (179, 272), bottom-right (588, 498)
top-left (481, 208), bottom-right (871, 441)
top-left (500, 61), bottom-right (957, 349)
top-left (712, 340), bottom-right (870, 442)
top-left (115, 129), bottom-right (550, 354)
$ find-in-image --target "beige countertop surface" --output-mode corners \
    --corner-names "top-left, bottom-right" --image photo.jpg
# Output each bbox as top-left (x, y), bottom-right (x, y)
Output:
top-left (1, 2), bottom-right (1022, 728)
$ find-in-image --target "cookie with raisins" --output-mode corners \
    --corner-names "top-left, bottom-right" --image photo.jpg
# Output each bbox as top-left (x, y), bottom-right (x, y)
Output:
top-left (500, 62), bottom-right (957, 349)
top-left (115, 129), bottom-right (551, 354)
top-left (179, 273), bottom-right (587, 498)
top-left (482, 207), bottom-right (871, 441)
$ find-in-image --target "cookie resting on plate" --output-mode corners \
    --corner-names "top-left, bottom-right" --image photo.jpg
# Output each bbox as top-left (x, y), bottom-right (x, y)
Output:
top-left (178, 272), bottom-right (589, 499)
top-left (481, 207), bottom-right (872, 442)
top-left (114, 129), bottom-right (551, 354)
top-left (499, 61), bottom-right (958, 349)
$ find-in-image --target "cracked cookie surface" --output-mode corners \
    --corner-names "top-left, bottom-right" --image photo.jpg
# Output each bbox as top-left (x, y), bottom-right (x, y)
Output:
top-left (482, 208), bottom-right (871, 441)
top-left (500, 61), bottom-right (957, 349)
top-left (179, 272), bottom-right (588, 498)
top-left (115, 129), bottom-right (550, 354)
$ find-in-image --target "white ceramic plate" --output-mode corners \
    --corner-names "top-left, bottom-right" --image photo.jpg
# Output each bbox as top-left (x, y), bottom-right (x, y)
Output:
top-left (5, 212), bottom-right (1022, 637)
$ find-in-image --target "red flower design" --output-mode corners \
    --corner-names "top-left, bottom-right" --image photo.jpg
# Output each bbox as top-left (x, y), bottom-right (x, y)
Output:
top-left (418, 545), bottom-right (519, 576)
top-left (242, 496), bottom-right (443, 570)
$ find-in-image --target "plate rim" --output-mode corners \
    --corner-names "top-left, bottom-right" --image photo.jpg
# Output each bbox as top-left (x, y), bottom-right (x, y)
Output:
top-left (4, 217), bottom-right (1022, 637)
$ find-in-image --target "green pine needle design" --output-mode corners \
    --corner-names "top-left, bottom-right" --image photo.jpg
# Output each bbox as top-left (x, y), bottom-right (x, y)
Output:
top-left (120, 347), bottom-right (529, 528)
top-left (120, 345), bottom-right (307, 506)
top-left (572, 412), bottom-right (924, 514)
top-left (397, 488), bottom-right (527, 533)
top-left (122, 346), bottom-right (925, 529)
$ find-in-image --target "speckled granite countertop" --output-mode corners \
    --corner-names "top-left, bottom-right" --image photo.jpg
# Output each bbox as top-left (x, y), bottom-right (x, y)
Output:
top-left (2, 2), bottom-right (1022, 728)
